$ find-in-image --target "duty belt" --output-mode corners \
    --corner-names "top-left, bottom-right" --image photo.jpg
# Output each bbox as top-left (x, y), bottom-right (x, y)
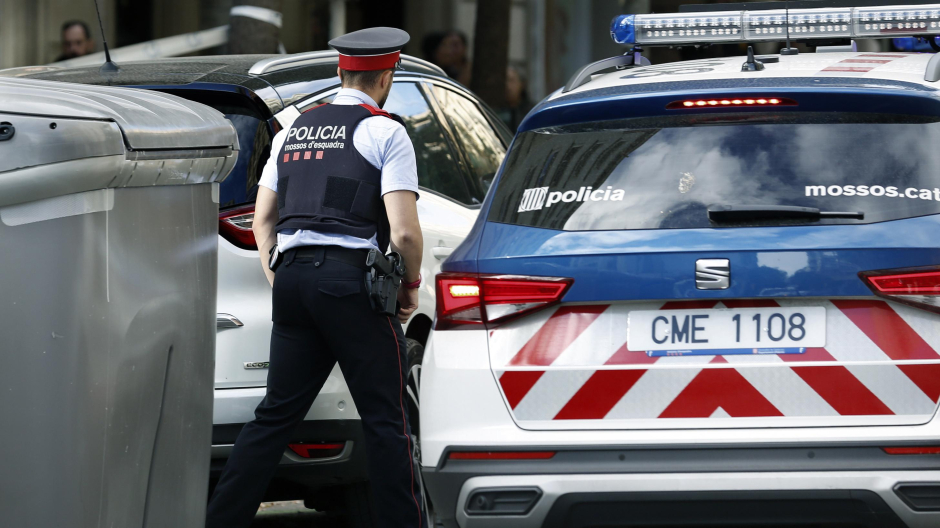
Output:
top-left (285, 245), bottom-right (371, 271)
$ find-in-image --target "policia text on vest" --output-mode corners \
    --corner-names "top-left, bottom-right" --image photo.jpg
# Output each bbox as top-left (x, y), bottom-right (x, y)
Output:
top-left (282, 124), bottom-right (346, 151)
top-left (205, 27), bottom-right (427, 528)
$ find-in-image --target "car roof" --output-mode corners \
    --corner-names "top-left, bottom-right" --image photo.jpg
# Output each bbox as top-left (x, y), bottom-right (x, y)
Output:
top-left (516, 51), bottom-right (940, 132)
top-left (4, 52), bottom-right (448, 116)
top-left (553, 51), bottom-right (939, 101)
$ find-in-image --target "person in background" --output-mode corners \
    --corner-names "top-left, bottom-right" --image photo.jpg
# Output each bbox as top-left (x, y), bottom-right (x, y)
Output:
top-left (57, 21), bottom-right (95, 61)
top-left (421, 30), bottom-right (471, 86)
top-left (500, 65), bottom-right (534, 133)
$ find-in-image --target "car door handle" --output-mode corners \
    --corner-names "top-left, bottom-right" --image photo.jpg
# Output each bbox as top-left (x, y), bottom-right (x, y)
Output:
top-left (217, 313), bottom-right (244, 329)
top-left (432, 246), bottom-right (453, 260)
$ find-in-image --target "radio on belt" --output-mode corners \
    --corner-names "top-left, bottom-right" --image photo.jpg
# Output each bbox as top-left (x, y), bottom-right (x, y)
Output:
top-left (611, 3), bottom-right (940, 46)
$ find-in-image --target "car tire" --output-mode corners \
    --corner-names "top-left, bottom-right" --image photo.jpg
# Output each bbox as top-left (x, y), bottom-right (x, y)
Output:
top-left (405, 338), bottom-right (424, 437)
top-left (404, 338), bottom-right (440, 525)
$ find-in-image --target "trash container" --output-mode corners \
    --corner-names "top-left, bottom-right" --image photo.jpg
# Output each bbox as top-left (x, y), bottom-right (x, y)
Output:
top-left (0, 78), bottom-right (238, 528)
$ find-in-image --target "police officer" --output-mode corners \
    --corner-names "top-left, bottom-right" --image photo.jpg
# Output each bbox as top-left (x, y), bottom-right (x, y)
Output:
top-left (206, 27), bottom-right (426, 528)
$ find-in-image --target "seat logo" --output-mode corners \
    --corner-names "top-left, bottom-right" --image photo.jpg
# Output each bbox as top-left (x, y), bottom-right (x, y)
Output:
top-left (696, 259), bottom-right (730, 290)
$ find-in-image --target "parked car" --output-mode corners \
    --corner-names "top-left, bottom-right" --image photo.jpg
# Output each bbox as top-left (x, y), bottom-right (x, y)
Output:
top-left (3, 51), bottom-right (510, 520)
top-left (421, 15), bottom-right (940, 528)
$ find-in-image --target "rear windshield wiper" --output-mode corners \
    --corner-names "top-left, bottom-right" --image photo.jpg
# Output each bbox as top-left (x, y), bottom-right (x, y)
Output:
top-left (708, 204), bottom-right (864, 222)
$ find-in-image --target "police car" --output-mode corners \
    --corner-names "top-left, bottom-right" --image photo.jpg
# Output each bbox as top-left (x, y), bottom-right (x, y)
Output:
top-left (420, 4), bottom-right (940, 527)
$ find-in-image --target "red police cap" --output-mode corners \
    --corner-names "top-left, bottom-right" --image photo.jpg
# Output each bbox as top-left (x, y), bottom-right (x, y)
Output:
top-left (329, 27), bottom-right (410, 71)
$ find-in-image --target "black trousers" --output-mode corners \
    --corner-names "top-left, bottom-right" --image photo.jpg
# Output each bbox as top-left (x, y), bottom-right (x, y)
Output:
top-left (206, 247), bottom-right (425, 528)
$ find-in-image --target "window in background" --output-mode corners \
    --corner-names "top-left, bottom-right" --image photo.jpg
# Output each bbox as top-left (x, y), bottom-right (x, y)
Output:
top-left (431, 86), bottom-right (507, 201)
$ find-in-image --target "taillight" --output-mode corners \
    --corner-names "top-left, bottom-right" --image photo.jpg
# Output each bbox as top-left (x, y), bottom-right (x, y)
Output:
top-left (860, 266), bottom-right (940, 314)
top-left (287, 442), bottom-right (345, 459)
top-left (448, 451), bottom-right (556, 460)
top-left (219, 204), bottom-right (257, 250)
top-left (435, 273), bottom-right (573, 330)
top-left (883, 447), bottom-right (940, 455)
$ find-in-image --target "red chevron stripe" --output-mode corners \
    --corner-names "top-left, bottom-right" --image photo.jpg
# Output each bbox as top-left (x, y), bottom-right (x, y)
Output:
top-left (840, 59), bottom-right (893, 64)
top-left (782, 348), bottom-right (894, 415)
top-left (605, 343), bottom-right (659, 365)
top-left (499, 370), bottom-right (546, 409)
top-left (499, 305), bottom-right (608, 409)
top-left (506, 305), bottom-right (608, 366)
top-left (659, 357), bottom-right (783, 418)
top-left (833, 300), bottom-right (940, 401)
top-left (554, 301), bottom-right (720, 417)
top-left (554, 369), bottom-right (647, 420)
top-left (744, 299), bottom-right (898, 414)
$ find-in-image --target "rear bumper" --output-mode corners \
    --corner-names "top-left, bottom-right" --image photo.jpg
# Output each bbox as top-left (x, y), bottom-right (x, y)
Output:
top-left (210, 420), bottom-right (368, 501)
top-left (456, 475), bottom-right (925, 528)
top-left (423, 447), bottom-right (940, 528)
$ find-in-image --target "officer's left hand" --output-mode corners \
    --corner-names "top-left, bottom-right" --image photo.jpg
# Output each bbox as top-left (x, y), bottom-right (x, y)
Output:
top-left (397, 286), bottom-right (418, 324)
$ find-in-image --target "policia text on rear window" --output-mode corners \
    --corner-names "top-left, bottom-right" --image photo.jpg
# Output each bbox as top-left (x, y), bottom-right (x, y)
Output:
top-left (489, 113), bottom-right (940, 230)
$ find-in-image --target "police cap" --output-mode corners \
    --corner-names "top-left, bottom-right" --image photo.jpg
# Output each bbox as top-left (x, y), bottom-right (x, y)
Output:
top-left (329, 27), bottom-right (410, 71)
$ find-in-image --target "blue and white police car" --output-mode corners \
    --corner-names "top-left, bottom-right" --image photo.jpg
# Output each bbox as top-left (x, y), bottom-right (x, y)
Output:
top-left (419, 3), bottom-right (940, 527)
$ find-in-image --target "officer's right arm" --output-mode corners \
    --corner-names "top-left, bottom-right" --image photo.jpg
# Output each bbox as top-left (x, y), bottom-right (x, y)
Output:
top-left (253, 186), bottom-right (279, 287)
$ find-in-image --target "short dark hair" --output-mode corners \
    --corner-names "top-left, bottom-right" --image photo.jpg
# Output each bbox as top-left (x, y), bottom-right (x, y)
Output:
top-left (339, 68), bottom-right (392, 90)
top-left (61, 20), bottom-right (92, 40)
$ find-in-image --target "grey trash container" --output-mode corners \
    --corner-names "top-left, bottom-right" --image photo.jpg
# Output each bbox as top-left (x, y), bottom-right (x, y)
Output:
top-left (0, 78), bottom-right (238, 528)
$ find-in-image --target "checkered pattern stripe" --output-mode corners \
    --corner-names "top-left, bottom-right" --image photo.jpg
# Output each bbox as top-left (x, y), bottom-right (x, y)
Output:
top-left (492, 299), bottom-right (940, 423)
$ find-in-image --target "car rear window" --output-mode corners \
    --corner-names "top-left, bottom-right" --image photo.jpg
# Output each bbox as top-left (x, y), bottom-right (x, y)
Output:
top-left (488, 113), bottom-right (940, 230)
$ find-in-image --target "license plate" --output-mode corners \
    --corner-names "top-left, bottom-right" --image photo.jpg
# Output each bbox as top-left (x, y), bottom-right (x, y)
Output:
top-left (628, 306), bottom-right (826, 355)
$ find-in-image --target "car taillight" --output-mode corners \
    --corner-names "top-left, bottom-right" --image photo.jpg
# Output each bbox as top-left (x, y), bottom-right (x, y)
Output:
top-left (860, 266), bottom-right (940, 314)
top-left (435, 273), bottom-right (573, 330)
top-left (883, 447), bottom-right (940, 455)
top-left (448, 451), bottom-right (556, 460)
top-left (219, 204), bottom-right (257, 250)
top-left (287, 442), bottom-right (345, 459)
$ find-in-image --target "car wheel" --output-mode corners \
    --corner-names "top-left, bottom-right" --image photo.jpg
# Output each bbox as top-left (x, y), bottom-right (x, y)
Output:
top-left (405, 338), bottom-right (423, 437)
top-left (404, 338), bottom-right (439, 525)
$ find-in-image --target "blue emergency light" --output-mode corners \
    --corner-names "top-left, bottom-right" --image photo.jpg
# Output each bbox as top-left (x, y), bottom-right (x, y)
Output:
top-left (612, 4), bottom-right (940, 45)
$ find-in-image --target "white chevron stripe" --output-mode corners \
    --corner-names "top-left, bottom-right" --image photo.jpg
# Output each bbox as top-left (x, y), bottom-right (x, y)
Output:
top-left (725, 355), bottom-right (839, 416)
top-left (604, 357), bottom-right (712, 419)
top-left (891, 301), bottom-right (940, 357)
top-left (512, 369), bottom-right (594, 421)
top-left (845, 364), bottom-right (937, 415)
top-left (807, 301), bottom-right (936, 415)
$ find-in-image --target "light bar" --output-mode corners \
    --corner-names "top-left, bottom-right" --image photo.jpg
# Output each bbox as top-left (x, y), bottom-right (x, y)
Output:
top-left (612, 3), bottom-right (940, 45)
top-left (665, 96), bottom-right (797, 108)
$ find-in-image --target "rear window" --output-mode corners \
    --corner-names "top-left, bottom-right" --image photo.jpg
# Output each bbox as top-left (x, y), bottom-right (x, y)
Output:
top-left (488, 113), bottom-right (940, 230)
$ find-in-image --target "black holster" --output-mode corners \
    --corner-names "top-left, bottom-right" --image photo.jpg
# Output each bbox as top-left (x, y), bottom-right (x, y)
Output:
top-left (364, 249), bottom-right (405, 316)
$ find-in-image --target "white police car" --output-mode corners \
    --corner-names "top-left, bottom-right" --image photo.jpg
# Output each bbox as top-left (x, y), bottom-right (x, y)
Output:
top-left (420, 4), bottom-right (940, 527)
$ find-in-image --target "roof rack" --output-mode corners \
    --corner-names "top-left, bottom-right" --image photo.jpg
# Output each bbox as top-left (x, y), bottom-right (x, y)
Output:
top-left (249, 51), bottom-right (446, 76)
top-left (562, 51), bottom-right (650, 93)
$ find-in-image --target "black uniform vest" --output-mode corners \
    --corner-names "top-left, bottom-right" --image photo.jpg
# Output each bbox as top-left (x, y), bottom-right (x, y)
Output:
top-left (275, 103), bottom-right (394, 252)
